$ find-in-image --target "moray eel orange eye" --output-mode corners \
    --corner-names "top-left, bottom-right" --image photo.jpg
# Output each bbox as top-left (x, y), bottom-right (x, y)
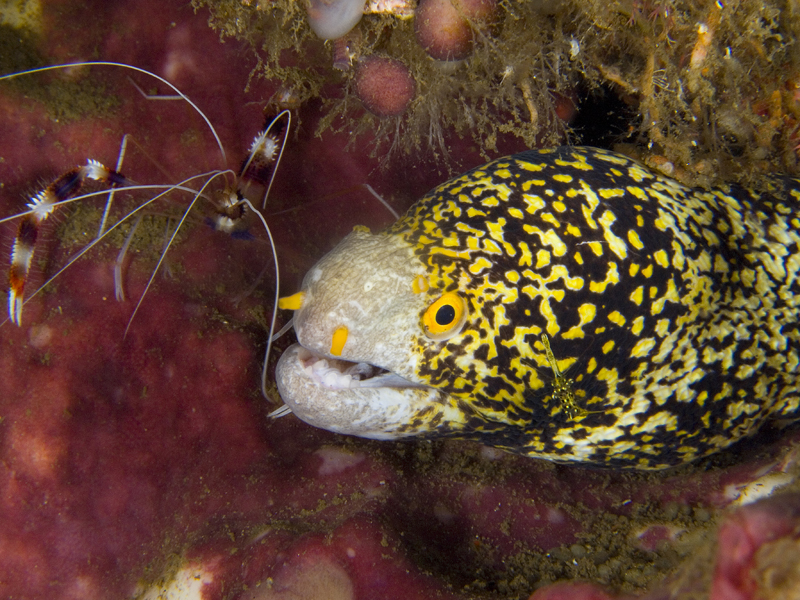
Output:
top-left (423, 292), bottom-right (467, 341)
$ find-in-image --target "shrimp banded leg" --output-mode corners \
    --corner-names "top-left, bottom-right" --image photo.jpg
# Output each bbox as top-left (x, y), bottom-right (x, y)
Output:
top-left (8, 160), bottom-right (130, 325)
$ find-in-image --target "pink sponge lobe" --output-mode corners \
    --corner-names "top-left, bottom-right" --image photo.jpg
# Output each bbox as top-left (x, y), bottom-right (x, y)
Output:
top-left (414, 0), bottom-right (498, 61)
top-left (355, 56), bottom-right (417, 118)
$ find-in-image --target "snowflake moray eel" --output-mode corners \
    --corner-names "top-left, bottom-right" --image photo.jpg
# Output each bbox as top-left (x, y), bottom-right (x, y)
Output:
top-left (275, 146), bottom-right (800, 469)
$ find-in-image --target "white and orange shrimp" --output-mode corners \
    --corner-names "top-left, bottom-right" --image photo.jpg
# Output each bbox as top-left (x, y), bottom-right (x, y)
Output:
top-left (0, 62), bottom-right (289, 394)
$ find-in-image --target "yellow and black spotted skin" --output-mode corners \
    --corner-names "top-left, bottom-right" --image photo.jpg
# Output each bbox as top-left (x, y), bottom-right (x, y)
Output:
top-left (275, 147), bottom-right (800, 469)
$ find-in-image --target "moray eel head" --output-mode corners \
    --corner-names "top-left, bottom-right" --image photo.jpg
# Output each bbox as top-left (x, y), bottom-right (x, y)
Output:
top-left (276, 227), bottom-right (474, 441)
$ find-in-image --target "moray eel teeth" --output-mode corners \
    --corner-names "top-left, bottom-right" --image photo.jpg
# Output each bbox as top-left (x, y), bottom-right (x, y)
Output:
top-left (275, 146), bottom-right (800, 469)
top-left (276, 345), bottom-right (448, 439)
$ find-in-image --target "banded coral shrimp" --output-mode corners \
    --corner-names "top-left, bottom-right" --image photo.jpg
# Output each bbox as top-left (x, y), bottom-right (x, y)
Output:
top-left (0, 51), bottom-right (425, 599)
top-left (0, 61), bottom-right (291, 398)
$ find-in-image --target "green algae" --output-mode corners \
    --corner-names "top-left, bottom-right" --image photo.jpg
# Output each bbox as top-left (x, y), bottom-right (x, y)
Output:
top-left (0, 26), bottom-right (121, 123)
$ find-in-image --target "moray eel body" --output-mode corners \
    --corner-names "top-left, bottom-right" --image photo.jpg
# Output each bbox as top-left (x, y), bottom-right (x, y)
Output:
top-left (275, 147), bottom-right (800, 469)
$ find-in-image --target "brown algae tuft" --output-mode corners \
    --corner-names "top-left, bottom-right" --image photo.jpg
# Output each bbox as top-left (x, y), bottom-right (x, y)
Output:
top-left (193, 0), bottom-right (800, 187)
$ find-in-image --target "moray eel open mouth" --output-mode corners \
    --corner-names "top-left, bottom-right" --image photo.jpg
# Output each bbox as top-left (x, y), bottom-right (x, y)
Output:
top-left (284, 345), bottom-right (417, 391)
top-left (276, 344), bottom-right (449, 440)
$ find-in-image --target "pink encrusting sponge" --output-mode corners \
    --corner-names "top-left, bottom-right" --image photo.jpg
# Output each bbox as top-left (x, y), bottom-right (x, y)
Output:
top-left (414, 0), bottom-right (498, 61)
top-left (355, 56), bottom-right (417, 117)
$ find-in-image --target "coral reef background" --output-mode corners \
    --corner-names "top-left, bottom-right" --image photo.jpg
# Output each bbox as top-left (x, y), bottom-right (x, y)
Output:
top-left (1, 0), bottom-right (800, 599)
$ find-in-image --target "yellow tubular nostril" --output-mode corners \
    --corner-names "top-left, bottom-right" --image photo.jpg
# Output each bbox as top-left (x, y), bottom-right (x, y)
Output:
top-left (330, 326), bottom-right (349, 356)
top-left (278, 291), bottom-right (305, 310)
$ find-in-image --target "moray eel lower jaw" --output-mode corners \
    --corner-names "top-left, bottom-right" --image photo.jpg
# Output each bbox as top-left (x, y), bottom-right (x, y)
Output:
top-left (275, 344), bottom-right (457, 440)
